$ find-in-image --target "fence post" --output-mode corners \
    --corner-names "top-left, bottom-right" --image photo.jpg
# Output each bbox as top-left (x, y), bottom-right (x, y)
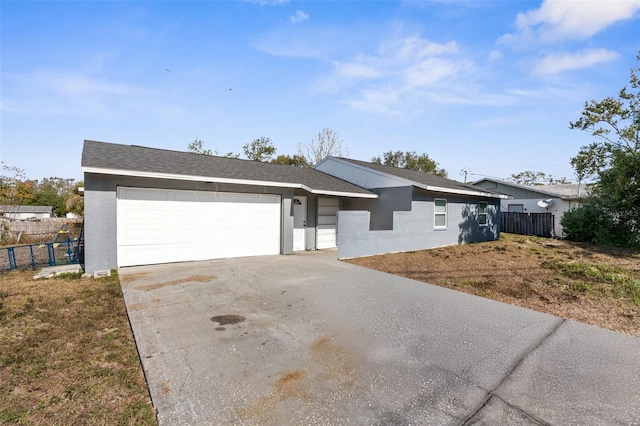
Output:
top-left (47, 243), bottom-right (56, 266)
top-left (29, 245), bottom-right (36, 269)
top-left (65, 241), bottom-right (73, 263)
top-left (8, 247), bottom-right (17, 270)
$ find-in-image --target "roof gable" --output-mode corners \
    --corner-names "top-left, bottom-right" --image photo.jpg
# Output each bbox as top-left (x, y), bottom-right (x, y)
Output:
top-left (81, 140), bottom-right (376, 198)
top-left (327, 157), bottom-right (508, 199)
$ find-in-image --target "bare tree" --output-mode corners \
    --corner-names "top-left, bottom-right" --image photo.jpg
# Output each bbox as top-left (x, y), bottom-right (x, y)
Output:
top-left (298, 128), bottom-right (348, 166)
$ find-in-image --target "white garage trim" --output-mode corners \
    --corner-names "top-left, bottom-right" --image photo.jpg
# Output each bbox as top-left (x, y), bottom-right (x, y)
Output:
top-left (316, 197), bottom-right (339, 249)
top-left (117, 187), bottom-right (281, 267)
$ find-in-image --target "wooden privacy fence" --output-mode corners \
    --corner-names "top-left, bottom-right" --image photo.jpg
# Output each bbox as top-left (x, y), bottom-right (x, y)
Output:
top-left (501, 212), bottom-right (554, 238)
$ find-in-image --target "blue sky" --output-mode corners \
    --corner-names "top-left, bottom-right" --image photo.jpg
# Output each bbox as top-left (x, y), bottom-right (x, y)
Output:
top-left (2, 1), bottom-right (639, 183)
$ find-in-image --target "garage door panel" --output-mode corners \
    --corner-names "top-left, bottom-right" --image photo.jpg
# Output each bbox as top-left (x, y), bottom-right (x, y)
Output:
top-left (117, 188), bottom-right (281, 267)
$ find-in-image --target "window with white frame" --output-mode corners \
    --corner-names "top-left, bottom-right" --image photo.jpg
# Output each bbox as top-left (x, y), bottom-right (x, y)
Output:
top-left (478, 202), bottom-right (488, 226)
top-left (434, 199), bottom-right (447, 229)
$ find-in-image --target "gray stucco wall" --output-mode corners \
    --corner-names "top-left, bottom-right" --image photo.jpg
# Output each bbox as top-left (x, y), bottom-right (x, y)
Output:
top-left (342, 186), bottom-right (412, 230)
top-left (84, 173), bottom-right (295, 273)
top-left (336, 189), bottom-right (500, 259)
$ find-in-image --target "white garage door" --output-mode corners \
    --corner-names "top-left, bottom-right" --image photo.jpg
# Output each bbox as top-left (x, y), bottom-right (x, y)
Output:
top-left (117, 187), bottom-right (281, 267)
top-left (316, 197), bottom-right (339, 249)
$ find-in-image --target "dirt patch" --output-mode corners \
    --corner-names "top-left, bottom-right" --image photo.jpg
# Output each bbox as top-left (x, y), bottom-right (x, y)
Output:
top-left (135, 275), bottom-right (215, 291)
top-left (346, 234), bottom-right (640, 337)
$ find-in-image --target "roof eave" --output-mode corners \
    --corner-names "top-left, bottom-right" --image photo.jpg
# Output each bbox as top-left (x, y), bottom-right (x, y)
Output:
top-left (415, 183), bottom-right (510, 199)
top-left (82, 166), bottom-right (301, 189)
top-left (82, 166), bottom-right (377, 199)
top-left (302, 186), bottom-right (378, 199)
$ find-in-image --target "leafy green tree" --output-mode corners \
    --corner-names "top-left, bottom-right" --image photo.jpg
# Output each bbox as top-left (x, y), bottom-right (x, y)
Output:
top-left (26, 177), bottom-right (76, 216)
top-left (509, 171), bottom-right (548, 186)
top-left (0, 163), bottom-right (35, 209)
top-left (597, 151), bottom-right (640, 246)
top-left (561, 203), bottom-right (604, 243)
top-left (297, 128), bottom-right (348, 166)
top-left (371, 150), bottom-right (447, 177)
top-left (563, 52), bottom-right (640, 247)
top-left (270, 154), bottom-right (309, 167)
top-left (569, 51), bottom-right (639, 181)
top-left (65, 181), bottom-right (85, 217)
top-left (187, 139), bottom-right (213, 156)
top-left (562, 151), bottom-right (640, 247)
top-left (244, 137), bottom-right (276, 162)
top-left (187, 139), bottom-right (239, 158)
top-left (509, 171), bottom-right (570, 186)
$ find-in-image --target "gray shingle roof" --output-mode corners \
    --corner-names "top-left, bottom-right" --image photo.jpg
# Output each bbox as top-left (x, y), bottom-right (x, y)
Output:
top-left (335, 158), bottom-right (506, 198)
top-left (472, 178), bottom-right (590, 199)
top-left (81, 140), bottom-right (376, 198)
top-left (536, 183), bottom-right (590, 198)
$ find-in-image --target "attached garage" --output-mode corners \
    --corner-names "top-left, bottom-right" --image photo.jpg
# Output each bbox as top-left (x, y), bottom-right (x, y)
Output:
top-left (117, 187), bottom-right (281, 267)
top-left (81, 140), bottom-right (377, 273)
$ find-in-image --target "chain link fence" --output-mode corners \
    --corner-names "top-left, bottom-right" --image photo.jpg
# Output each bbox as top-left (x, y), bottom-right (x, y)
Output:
top-left (0, 240), bottom-right (83, 272)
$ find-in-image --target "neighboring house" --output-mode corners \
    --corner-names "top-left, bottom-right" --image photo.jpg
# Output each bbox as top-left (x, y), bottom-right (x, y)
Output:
top-left (81, 140), bottom-right (507, 273)
top-left (471, 178), bottom-right (590, 238)
top-left (0, 205), bottom-right (53, 220)
top-left (315, 158), bottom-right (507, 259)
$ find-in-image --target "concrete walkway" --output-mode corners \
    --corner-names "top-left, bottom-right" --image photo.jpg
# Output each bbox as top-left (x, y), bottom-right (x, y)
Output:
top-left (119, 251), bottom-right (640, 425)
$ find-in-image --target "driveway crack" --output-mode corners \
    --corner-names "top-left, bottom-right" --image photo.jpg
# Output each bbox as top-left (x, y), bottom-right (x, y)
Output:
top-left (462, 321), bottom-right (539, 375)
top-left (460, 318), bottom-right (566, 425)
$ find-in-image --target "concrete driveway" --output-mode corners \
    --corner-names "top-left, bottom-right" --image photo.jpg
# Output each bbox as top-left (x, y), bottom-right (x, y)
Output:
top-left (119, 251), bottom-right (640, 425)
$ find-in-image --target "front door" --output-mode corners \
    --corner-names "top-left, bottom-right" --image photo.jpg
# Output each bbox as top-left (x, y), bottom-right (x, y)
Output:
top-left (293, 196), bottom-right (306, 251)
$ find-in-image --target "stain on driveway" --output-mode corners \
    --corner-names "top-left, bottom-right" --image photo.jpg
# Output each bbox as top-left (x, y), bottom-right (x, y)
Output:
top-left (119, 252), bottom-right (640, 425)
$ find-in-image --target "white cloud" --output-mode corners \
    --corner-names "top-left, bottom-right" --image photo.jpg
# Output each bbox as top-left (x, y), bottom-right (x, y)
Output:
top-left (533, 48), bottom-right (620, 75)
top-left (334, 59), bottom-right (382, 79)
top-left (258, 29), bottom-right (517, 115)
top-left (326, 36), bottom-right (479, 114)
top-left (471, 117), bottom-right (510, 128)
top-left (253, 28), bottom-right (335, 59)
top-left (249, 0), bottom-right (289, 5)
top-left (290, 10), bottom-right (309, 24)
top-left (501, 0), bottom-right (640, 43)
top-left (34, 71), bottom-right (141, 96)
top-left (2, 70), bottom-right (150, 117)
top-left (394, 37), bottom-right (458, 59)
top-left (345, 86), bottom-right (401, 115)
top-left (488, 50), bottom-right (502, 61)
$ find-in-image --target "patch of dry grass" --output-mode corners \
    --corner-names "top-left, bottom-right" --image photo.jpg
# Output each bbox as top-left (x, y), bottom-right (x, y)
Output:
top-left (0, 269), bottom-right (156, 425)
top-left (346, 233), bottom-right (640, 336)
